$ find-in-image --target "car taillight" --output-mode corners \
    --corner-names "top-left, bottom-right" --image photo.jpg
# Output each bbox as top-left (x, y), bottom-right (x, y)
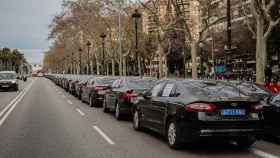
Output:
top-left (121, 90), bottom-right (138, 103)
top-left (251, 104), bottom-right (263, 113)
top-left (185, 102), bottom-right (217, 112)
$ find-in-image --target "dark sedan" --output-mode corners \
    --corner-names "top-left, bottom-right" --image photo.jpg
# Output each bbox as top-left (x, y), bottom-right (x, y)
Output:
top-left (0, 71), bottom-right (19, 91)
top-left (132, 80), bottom-right (263, 149)
top-left (263, 93), bottom-right (280, 138)
top-left (81, 77), bottom-right (118, 107)
top-left (103, 77), bottom-right (157, 120)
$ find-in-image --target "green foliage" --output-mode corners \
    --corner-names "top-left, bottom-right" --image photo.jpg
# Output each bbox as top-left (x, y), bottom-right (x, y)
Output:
top-left (0, 48), bottom-right (27, 72)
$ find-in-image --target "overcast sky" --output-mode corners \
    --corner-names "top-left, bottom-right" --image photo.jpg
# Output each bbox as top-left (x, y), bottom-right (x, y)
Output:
top-left (0, 0), bottom-right (63, 64)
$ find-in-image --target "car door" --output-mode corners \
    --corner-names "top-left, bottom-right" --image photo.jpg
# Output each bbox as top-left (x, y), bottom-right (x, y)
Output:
top-left (140, 82), bottom-right (166, 131)
top-left (84, 80), bottom-right (95, 102)
top-left (107, 79), bottom-right (122, 109)
top-left (149, 83), bottom-right (175, 132)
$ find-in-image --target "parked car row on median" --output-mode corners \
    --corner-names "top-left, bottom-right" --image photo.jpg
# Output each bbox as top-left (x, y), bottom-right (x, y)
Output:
top-left (45, 74), bottom-right (280, 149)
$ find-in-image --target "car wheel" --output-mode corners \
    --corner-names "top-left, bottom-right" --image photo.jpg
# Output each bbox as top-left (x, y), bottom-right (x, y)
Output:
top-left (115, 103), bottom-right (122, 120)
top-left (89, 95), bottom-right (94, 107)
top-left (103, 99), bottom-right (110, 113)
top-left (133, 110), bottom-right (142, 131)
top-left (167, 119), bottom-right (182, 149)
top-left (235, 138), bottom-right (256, 149)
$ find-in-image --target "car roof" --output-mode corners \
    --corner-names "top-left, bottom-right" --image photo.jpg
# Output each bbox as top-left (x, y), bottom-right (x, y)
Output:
top-left (0, 71), bottom-right (16, 74)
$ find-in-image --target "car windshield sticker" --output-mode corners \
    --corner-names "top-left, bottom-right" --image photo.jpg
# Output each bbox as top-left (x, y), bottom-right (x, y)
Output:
top-left (162, 84), bottom-right (174, 97)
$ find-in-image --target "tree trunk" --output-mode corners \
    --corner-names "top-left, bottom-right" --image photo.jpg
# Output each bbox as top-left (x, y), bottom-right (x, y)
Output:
top-left (106, 63), bottom-right (109, 76)
top-left (138, 56), bottom-right (141, 76)
top-left (111, 59), bottom-right (115, 76)
top-left (96, 59), bottom-right (100, 75)
top-left (191, 41), bottom-right (198, 79)
top-left (119, 56), bottom-right (122, 76)
top-left (158, 44), bottom-right (164, 78)
top-left (149, 59), bottom-right (152, 77)
top-left (256, 17), bottom-right (265, 84)
top-left (123, 57), bottom-right (127, 76)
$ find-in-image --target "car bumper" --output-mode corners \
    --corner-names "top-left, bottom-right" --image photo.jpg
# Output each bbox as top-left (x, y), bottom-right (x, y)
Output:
top-left (0, 83), bottom-right (18, 89)
top-left (178, 120), bottom-right (263, 142)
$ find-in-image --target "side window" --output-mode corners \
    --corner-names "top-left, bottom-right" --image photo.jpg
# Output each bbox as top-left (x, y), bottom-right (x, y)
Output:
top-left (271, 94), bottom-right (280, 105)
top-left (112, 80), bottom-right (119, 88)
top-left (162, 84), bottom-right (175, 97)
top-left (119, 79), bottom-right (125, 88)
top-left (150, 83), bottom-right (165, 97)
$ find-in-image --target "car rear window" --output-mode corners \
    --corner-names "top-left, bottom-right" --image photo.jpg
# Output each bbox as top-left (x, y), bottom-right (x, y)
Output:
top-left (127, 79), bottom-right (156, 90)
top-left (96, 78), bottom-right (117, 85)
top-left (180, 81), bottom-right (247, 98)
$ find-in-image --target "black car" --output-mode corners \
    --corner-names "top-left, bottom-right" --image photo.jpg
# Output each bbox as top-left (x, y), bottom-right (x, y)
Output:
top-left (0, 71), bottom-right (19, 91)
top-left (81, 76), bottom-right (118, 107)
top-left (103, 77), bottom-right (157, 120)
top-left (224, 81), bottom-right (272, 100)
top-left (132, 80), bottom-right (263, 149)
top-left (263, 93), bottom-right (280, 138)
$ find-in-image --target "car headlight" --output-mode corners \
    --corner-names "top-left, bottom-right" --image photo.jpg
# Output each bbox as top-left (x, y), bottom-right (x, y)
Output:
top-left (11, 80), bottom-right (16, 84)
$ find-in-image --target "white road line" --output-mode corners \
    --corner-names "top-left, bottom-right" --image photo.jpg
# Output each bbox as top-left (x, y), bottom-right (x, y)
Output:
top-left (92, 126), bottom-right (115, 145)
top-left (76, 108), bottom-right (85, 116)
top-left (67, 100), bottom-right (73, 105)
top-left (0, 79), bottom-right (34, 120)
top-left (0, 80), bottom-right (34, 127)
top-left (250, 148), bottom-right (279, 158)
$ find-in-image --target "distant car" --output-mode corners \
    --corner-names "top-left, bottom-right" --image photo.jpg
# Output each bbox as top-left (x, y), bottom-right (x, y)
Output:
top-left (133, 80), bottom-right (263, 149)
top-left (81, 77), bottom-right (118, 107)
top-left (103, 77), bottom-right (157, 120)
top-left (0, 71), bottom-right (19, 91)
top-left (263, 93), bottom-right (280, 139)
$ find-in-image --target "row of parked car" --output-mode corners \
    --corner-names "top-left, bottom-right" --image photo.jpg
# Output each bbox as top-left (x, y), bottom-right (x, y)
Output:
top-left (46, 74), bottom-right (280, 149)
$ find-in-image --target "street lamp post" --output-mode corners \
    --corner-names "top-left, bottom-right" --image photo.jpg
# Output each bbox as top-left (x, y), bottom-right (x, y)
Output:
top-left (132, 9), bottom-right (142, 76)
top-left (78, 48), bottom-right (83, 74)
top-left (225, 0), bottom-right (232, 76)
top-left (86, 41), bottom-right (92, 75)
top-left (100, 33), bottom-right (107, 75)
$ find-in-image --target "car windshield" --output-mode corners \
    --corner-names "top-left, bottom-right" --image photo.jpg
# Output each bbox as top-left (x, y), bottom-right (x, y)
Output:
top-left (95, 78), bottom-right (116, 85)
top-left (180, 81), bottom-right (247, 98)
top-left (127, 79), bottom-right (156, 90)
top-left (0, 73), bottom-right (16, 80)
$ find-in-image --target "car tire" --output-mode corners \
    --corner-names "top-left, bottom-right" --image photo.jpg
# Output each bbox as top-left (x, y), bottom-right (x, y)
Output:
top-left (115, 103), bottom-right (122, 120)
top-left (89, 95), bottom-right (94, 107)
top-left (133, 110), bottom-right (143, 131)
top-left (236, 138), bottom-right (256, 149)
top-left (166, 119), bottom-right (182, 149)
top-left (103, 99), bottom-right (110, 113)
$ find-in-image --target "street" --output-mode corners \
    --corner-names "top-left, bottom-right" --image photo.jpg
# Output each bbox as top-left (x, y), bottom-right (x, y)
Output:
top-left (0, 77), bottom-right (278, 158)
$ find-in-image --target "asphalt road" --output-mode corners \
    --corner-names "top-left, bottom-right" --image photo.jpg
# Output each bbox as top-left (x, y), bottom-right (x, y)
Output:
top-left (0, 78), bottom-right (279, 158)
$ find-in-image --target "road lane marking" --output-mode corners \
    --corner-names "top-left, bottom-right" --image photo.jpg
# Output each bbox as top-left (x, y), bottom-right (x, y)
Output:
top-left (76, 108), bottom-right (85, 116)
top-left (0, 79), bottom-right (34, 120)
top-left (92, 126), bottom-right (115, 145)
top-left (0, 80), bottom-right (34, 127)
top-left (67, 100), bottom-right (73, 105)
top-left (251, 148), bottom-right (279, 158)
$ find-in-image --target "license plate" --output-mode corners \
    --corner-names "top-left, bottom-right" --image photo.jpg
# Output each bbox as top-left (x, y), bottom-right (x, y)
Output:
top-left (221, 109), bottom-right (246, 116)
top-left (1, 85), bottom-right (9, 88)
